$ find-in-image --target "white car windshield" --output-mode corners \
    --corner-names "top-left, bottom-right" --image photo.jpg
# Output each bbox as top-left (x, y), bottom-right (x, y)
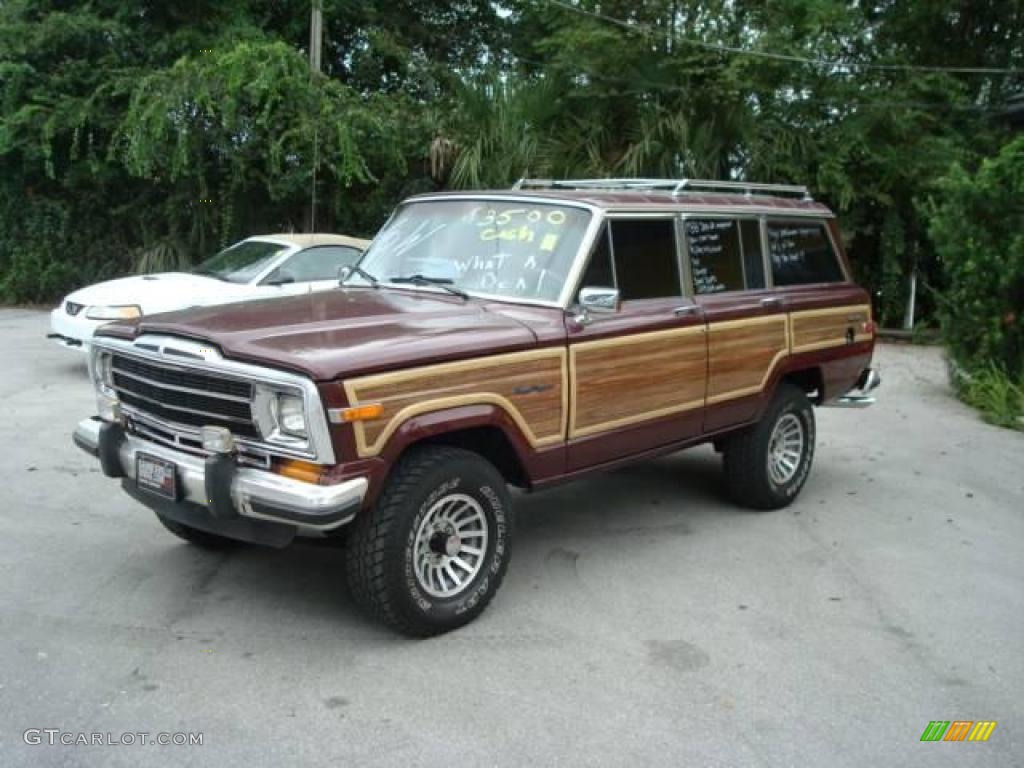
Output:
top-left (194, 240), bottom-right (288, 284)
top-left (356, 200), bottom-right (592, 303)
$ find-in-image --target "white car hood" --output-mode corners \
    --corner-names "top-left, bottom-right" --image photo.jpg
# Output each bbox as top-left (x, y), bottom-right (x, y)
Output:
top-left (65, 273), bottom-right (257, 314)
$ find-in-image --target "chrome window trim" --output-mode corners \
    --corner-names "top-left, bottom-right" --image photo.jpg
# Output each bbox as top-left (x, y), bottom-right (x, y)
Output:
top-left (761, 216), bottom-right (774, 289)
top-left (606, 221), bottom-right (619, 292)
top-left (90, 335), bottom-right (335, 464)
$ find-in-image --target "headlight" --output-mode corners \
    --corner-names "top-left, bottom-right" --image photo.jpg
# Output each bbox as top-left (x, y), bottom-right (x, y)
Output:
top-left (88, 348), bottom-right (121, 422)
top-left (253, 385), bottom-right (309, 445)
top-left (89, 349), bottom-right (115, 394)
top-left (275, 394), bottom-right (308, 438)
top-left (85, 305), bottom-right (142, 320)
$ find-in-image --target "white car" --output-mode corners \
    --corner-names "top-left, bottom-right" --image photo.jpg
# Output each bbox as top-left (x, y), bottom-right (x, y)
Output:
top-left (49, 233), bottom-right (370, 350)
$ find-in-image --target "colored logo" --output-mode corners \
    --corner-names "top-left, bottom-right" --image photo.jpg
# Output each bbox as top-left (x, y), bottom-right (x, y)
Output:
top-left (920, 721), bottom-right (997, 742)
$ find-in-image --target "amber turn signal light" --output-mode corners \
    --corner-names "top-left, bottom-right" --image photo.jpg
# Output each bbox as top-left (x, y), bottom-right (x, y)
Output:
top-left (276, 459), bottom-right (324, 484)
top-left (328, 403), bottom-right (384, 424)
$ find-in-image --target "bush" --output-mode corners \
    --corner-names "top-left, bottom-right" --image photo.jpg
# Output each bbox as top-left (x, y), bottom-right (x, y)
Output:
top-left (927, 135), bottom-right (1024, 381)
top-left (953, 361), bottom-right (1024, 431)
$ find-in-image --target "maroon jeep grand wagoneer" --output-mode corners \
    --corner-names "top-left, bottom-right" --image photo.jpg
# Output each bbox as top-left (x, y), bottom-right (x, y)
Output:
top-left (74, 178), bottom-right (879, 635)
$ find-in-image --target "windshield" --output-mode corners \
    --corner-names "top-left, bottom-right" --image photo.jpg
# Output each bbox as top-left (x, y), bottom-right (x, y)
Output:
top-left (194, 240), bottom-right (289, 284)
top-left (357, 200), bottom-right (592, 303)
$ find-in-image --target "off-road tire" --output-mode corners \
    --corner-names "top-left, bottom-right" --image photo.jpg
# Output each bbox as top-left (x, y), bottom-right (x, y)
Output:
top-left (344, 446), bottom-right (513, 637)
top-left (155, 514), bottom-right (240, 550)
top-left (722, 382), bottom-right (816, 510)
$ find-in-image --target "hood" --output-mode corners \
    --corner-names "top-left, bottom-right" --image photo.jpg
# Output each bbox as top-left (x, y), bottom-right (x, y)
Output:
top-left (97, 288), bottom-right (549, 380)
top-left (67, 273), bottom-right (253, 313)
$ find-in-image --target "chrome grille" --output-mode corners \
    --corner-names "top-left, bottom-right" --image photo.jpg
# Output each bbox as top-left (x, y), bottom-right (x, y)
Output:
top-left (127, 412), bottom-right (271, 468)
top-left (110, 353), bottom-right (260, 438)
top-left (91, 334), bottom-right (335, 464)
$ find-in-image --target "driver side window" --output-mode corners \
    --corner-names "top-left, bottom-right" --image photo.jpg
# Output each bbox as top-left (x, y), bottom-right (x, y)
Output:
top-left (578, 219), bottom-right (682, 300)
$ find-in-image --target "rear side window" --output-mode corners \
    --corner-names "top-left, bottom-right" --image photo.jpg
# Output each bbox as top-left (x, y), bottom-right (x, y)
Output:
top-left (767, 221), bottom-right (844, 286)
top-left (685, 219), bottom-right (745, 294)
top-left (611, 219), bottom-right (681, 299)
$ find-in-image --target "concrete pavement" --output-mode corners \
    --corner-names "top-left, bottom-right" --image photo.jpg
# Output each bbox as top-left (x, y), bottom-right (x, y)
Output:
top-left (1, 308), bottom-right (1021, 766)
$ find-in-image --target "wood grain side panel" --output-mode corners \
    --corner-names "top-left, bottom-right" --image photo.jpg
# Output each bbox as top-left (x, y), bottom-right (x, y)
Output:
top-left (344, 349), bottom-right (566, 458)
top-left (790, 304), bottom-right (873, 354)
top-left (570, 327), bottom-right (707, 438)
top-left (706, 316), bottom-right (789, 404)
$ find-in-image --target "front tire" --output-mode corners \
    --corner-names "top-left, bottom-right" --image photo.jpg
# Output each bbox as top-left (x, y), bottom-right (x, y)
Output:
top-left (344, 446), bottom-right (513, 636)
top-left (722, 382), bottom-right (816, 510)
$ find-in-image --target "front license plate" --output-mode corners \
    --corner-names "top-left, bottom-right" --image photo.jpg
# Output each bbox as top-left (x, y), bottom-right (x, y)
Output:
top-left (136, 453), bottom-right (177, 500)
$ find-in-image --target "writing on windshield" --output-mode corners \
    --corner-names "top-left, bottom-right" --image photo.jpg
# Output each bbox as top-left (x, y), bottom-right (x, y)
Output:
top-left (360, 200), bottom-right (591, 302)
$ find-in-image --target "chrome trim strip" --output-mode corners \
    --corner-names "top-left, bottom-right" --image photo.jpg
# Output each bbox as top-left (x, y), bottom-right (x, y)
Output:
top-left (91, 336), bottom-right (336, 464)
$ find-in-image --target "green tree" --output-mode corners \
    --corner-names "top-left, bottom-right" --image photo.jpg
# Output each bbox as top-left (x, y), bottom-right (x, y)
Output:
top-left (927, 134), bottom-right (1024, 378)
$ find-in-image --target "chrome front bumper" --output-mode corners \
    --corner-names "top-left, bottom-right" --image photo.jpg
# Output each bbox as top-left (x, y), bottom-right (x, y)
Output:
top-left (73, 417), bottom-right (366, 536)
top-left (830, 367), bottom-right (881, 408)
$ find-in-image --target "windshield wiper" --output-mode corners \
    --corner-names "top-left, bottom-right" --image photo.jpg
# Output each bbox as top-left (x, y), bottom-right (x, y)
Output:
top-left (341, 264), bottom-right (379, 287)
top-left (389, 274), bottom-right (469, 300)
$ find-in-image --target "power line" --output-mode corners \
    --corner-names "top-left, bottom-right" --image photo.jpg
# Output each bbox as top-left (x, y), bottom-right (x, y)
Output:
top-left (511, 54), bottom-right (1006, 113)
top-left (540, 0), bottom-right (1024, 76)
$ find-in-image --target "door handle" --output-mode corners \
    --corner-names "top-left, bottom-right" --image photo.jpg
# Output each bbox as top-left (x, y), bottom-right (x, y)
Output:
top-left (673, 305), bottom-right (700, 317)
top-left (760, 297), bottom-right (784, 307)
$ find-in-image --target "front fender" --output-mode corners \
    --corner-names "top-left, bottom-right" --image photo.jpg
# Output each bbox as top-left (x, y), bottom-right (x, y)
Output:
top-left (378, 402), bottom-right (537, 468)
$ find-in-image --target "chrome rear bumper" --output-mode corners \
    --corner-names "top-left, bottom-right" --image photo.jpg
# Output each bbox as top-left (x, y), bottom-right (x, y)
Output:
top-left (830, 367), bottom-right (881, 408)
top-left (73, 417), bottom-right (366, 537)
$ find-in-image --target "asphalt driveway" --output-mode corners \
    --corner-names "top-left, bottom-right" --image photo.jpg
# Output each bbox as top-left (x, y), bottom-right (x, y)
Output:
top-left (1, 308), bottom-right (1021, 767)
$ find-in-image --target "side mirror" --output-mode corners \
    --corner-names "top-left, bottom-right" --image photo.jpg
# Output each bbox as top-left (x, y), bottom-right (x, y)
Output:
top-left (338, 265), bottom-right (353, 283)
top-left (578, 286), bottom-right (620, 314)
top-left (267, 272), bottom-right (296, 286)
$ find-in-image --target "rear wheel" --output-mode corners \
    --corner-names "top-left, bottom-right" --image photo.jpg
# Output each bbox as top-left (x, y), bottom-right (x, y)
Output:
top-left (722, 382), bottom-right (815, 510)
top-left (155, 514), bottom-right (239, 550)
top-left (344, 446), bottom-right (512, 636)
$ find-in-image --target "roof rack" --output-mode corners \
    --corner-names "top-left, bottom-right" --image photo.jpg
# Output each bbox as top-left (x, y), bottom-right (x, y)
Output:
top-left (512, 177), bottom-right (812, 200)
